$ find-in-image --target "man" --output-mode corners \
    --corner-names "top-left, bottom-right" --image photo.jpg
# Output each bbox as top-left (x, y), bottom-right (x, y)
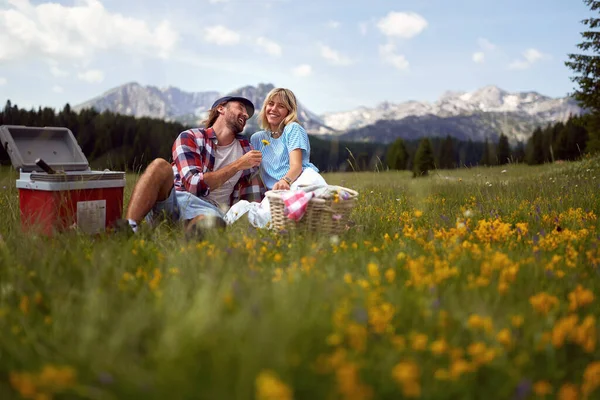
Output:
top-left (121, 96), bottom-right (265, 234)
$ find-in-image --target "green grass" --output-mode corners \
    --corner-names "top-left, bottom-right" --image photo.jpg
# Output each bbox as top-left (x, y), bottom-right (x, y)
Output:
top-left (0, 157), bottom-right (599, 400)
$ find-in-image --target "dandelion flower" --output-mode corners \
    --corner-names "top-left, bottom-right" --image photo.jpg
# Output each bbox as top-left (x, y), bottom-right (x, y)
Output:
top-left (261, 139), bottom-right (270, 146)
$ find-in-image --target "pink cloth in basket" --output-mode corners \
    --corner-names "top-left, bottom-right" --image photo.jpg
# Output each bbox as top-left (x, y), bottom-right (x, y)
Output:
top-left (281, 191), bottom-right (315, 221)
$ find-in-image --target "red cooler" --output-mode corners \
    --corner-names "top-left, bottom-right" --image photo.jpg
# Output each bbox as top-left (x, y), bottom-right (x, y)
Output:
top-left (0, 125), bottom-right (126, 235)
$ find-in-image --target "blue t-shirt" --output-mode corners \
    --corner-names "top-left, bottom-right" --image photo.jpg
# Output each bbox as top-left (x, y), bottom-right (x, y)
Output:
top-left (250, 122), bottom-right (319, 189)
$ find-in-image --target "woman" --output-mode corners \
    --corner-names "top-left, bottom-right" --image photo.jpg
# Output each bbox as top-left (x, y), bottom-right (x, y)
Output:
top-left (224, 88), bottom-right (326, 227)
top-left (250, 88), bottom-right (326, 190)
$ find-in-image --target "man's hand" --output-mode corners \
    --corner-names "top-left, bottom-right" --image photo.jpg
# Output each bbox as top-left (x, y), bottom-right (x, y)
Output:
top-left (273, 179), bottom-right (290, 190)
top-left (236, 150), bottom-right (262, 171)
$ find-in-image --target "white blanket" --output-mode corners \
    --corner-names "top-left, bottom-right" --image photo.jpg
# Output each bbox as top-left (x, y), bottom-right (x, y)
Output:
top-left (224, 168), bottom-right (327, 227)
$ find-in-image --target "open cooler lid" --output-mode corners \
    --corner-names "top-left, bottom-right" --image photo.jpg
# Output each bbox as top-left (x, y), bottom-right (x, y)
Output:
top-left (0, 125), bottom-right (89, 172)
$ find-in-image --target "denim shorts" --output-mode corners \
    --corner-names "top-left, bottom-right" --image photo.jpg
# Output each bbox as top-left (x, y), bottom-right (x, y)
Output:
top-left (145, 188), bottom-right (225, 225)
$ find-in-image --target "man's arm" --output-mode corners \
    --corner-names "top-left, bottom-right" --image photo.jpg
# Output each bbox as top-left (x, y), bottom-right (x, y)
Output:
top-left (172, 132), bottom-right (211, 197)
top-left (204, 149), bottom-right (262, 190)
top-left (237, 166), bottom-right (266, 203)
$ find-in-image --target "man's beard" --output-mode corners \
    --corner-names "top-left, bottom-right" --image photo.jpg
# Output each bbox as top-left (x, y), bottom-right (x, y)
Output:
top-left (227, 114), bottom-right (244, 134)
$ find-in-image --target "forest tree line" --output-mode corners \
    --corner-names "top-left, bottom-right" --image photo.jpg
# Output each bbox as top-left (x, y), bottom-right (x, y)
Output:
top-left (0, 100), bottom-right (594, 174)
top-left (0, 101), bottom-right (388, 172)
top-left (387, 114), bottom-right (595, 176)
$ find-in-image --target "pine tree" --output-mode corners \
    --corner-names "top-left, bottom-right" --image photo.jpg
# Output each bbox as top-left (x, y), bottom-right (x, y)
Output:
top-left (565, 0), bottom-right (600, 153)
top-left (513, 141), bottom-right (526, 163)
top-left (438, 135), bottom-right (455, 169)
top-left (386, 138), bottom-right (408, 170)
top-left (496, 134), bottom-right (511, 164)
top-left (554, 125), bottom-right (570, 160)
top-left (413, 138), bottom-right (435, 177)
top-left (459, 139), bottom-right (477, 167)
top-left (526, 127), bottom-right (545, 165)
top-left (480, 137), bottom-right (491, 166)
top-left (566, 0), bottom-right (600, 113)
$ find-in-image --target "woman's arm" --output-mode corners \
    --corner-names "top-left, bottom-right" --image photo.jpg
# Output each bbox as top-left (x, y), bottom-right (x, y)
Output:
top-left (273, 149), bottom-right (302, 190)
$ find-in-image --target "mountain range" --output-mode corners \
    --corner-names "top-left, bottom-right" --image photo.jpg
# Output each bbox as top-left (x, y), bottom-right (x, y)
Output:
top-left (74, 82), bottom-right (584, 144)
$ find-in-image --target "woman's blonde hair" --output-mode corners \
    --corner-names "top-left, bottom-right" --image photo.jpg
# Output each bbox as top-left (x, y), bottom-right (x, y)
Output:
top-left (258, 88), bottom-right (301, 132)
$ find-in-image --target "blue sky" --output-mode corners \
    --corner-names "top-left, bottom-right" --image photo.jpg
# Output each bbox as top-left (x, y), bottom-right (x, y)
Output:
top-left (0, 0), bottom-right (592, 114)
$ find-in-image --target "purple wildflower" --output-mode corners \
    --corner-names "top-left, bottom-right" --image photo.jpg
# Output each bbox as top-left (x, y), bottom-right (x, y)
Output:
top-left (514, 379), bottom-right (532, 400)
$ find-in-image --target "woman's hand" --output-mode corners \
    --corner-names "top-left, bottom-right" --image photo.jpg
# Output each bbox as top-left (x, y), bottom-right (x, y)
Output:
top-left (273, 179), bottom-right (291, 190)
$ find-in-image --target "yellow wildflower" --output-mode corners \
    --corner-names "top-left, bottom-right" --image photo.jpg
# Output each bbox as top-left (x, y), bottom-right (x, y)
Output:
top-left (385, 268), bottom-right (396, 283)
top-left (391, 361), bottom-right (421, 398)
top-left (467, 314), bottom-right (493, 333)
top-left (367, 263), bottom-right (380, 280)
top-left (529, 292), bottom-right (559, 315)
top-left (449, 359), bottom-right (472, 379)
top-left (38, 365), bottom-right (77, 388)
top-left (552, 315), bottom-right (578, 348)
top-left (148, 268), bottom-right (162, 291)
top-left (533, 381), bottom-right (552, 396)
top-left (568, 285), bottom-right (594, 311)
top-left (496, 329), bottom-right (512, 348)
top-left (582, 361), bottom-right (600, 397)
top-left (346, 323), bottom-right (367, 353)
top-left (430, 338), bottom-right (448, 356)
top-left (391, 335), bottom-right (406, 351)
top-left (369, 303), bottom-right (395, 334)
top-left (411, 334), bottom-right (428, 351)
top-left (336, 362), bottom-right (373, 400)
top-left (10, 365), bottom-right (76, 400)
top-left (255, 370), bottom-right (293, 400)
top-left (557, 383), bottom-right (578, 400)
top-left (434, 368), bottom-right (450, 380)
top-left (344, 273), bottom-right (353, 284)
top-left (511, 315), bottom-right (524, 328)
top-left (261, 139), bottom-right (270, 146)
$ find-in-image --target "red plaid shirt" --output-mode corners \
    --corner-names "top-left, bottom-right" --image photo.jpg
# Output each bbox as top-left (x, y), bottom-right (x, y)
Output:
top-left (172, 127), bottom-right (265, 205)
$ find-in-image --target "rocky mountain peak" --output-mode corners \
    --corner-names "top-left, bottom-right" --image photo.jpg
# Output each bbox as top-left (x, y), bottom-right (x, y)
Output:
top-left (74, 82), bottom-right (584, 144)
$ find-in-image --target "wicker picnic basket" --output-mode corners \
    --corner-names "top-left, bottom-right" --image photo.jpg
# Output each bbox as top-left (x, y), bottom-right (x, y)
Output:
top-left (266, 186), bottom-right (359, 235)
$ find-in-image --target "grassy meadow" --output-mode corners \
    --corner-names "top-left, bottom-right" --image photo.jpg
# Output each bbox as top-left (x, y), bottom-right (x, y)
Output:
top-left (0, 156), bottom-right (599, 400)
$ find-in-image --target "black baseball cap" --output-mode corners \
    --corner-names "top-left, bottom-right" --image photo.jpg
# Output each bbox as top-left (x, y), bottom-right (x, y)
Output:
top-left (211, 96), bottom-right (255, 118)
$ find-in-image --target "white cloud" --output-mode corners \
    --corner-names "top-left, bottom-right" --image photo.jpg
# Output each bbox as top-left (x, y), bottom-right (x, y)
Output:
top-left (204, 25), bottom-right (240, 46)
top-left (472, 52), bottom-right (485, 64)
top-left (0, 77), bottom-right (6, 86)
top-left (508, 48), bottom-right (546, 70)
top-left (358, 22), bottom-right (368, 36)
top-left (379, 42), bottom-right (409, 71)
top-left (377, 12), bottom-right (427, 39)
top-left (318, 43), bottom-right (353, 66)
top-left (524, 48), bottom-right (544, 62)
top-left (471, 38), bottom-right (496, 64)
top-left (0, 0), bottom-right (179, 62)
top-left (77, 69), bottom-right (104, 83)
top-left (292, 64), bottom-right (312, 77)
top-left (50, 65), bottom-right (69, 77)
top-left (477, 38), bottom-right (496, 51)
top-left (256, 37), bottom-right (282, 57)
top-left (326, 20), bottom-right (340, 29)
top-left (52, 85), bottom-right (64, 93)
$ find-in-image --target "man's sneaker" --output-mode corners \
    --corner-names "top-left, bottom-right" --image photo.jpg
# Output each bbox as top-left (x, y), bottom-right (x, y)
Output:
top-left (110, 219), bottom-right (137, 236)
